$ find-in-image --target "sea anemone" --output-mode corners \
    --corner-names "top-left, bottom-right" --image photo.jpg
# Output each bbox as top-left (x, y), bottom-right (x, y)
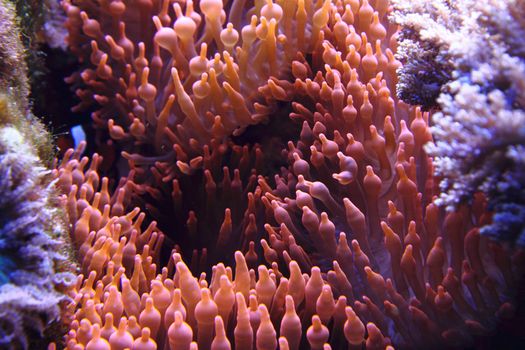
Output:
top-left (42, 0), bottom-right (525, 349)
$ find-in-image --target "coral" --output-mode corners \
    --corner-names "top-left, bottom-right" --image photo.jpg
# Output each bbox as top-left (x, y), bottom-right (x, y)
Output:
top-left (0, 3), bottom-right (77, 348)
top-left (392, 0), bottom-right (525, 246)
top-left (42, 0), bottom-right (69, 50)
top-left (388, 0), bottom-right (460, 109)
top-left (55, 0), bottom-right (525, 349)
top-left (0, 94), bottom-right (76, 349)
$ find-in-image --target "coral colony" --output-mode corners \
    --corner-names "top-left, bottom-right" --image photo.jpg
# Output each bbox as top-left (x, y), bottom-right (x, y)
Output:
top-left (0, 2), bottom-right (74, 348)
top-left (392, 0), bottom-right (525, 246)
top-left (0, 0), bottom-right (524, 349)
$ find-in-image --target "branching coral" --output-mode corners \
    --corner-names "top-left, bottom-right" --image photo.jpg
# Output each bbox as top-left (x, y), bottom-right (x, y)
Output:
top-left (388, 0), bottom-right (459, 109)
top-left (52, 0), bottom-right (525, 349)
top-left (392, 0), bottom-right (525, 246)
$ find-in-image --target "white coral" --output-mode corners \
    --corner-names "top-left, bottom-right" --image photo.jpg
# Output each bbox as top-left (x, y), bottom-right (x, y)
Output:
top-left (394, 0), bottom-right (525, 244)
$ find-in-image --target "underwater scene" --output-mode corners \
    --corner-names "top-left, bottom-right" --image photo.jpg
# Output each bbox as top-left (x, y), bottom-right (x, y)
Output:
top-left (0, 0), bottom-right (524, 349)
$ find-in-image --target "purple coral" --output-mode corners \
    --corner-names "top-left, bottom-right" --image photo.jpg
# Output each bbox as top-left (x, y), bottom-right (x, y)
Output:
top-left (392, 0), bottom-right (525, 246)
top-left (0, 106), bottom-right (75, 349)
